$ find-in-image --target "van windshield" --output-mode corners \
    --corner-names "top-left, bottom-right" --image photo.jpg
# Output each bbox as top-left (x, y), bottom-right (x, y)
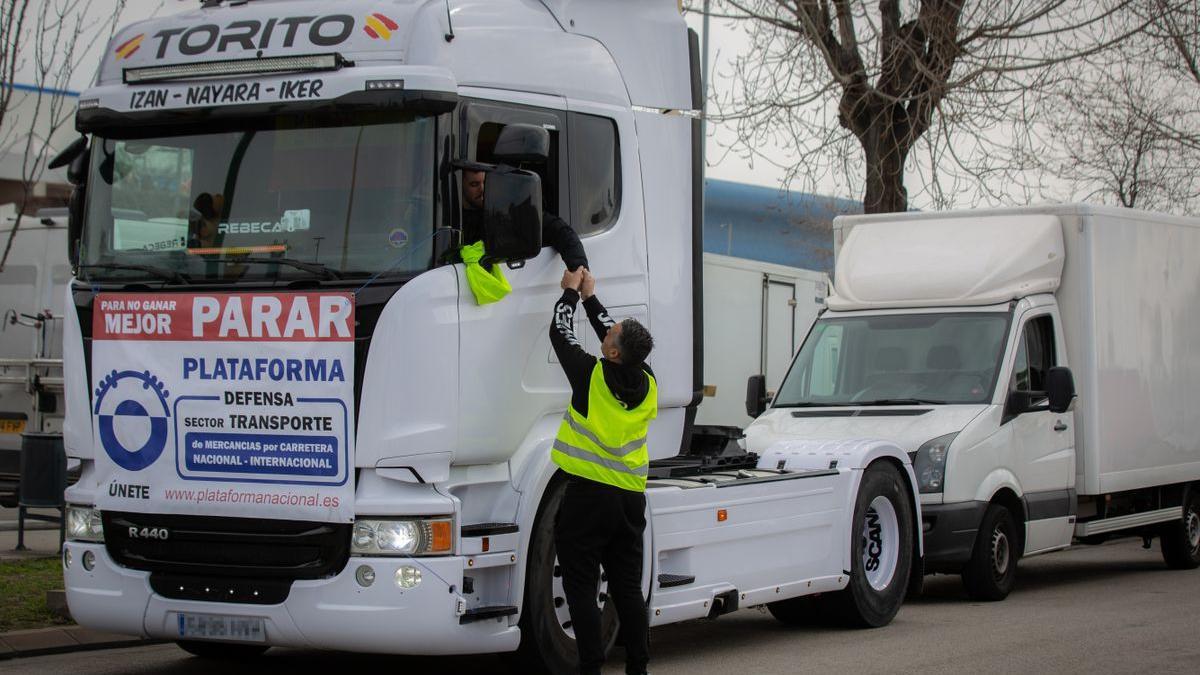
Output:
top-left (774, 312), bottom-right (1010, 407)
top-left (80, 111), bottom-right (437, 284)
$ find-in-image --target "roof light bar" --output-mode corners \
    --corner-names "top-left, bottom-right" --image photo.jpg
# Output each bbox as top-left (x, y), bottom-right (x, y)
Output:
top-left (123, 53), bottom-right (345, 84)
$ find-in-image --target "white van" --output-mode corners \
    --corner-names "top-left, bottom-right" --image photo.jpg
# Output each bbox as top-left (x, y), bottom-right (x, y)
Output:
top-left (746, 204), bottom-right (1200, 599)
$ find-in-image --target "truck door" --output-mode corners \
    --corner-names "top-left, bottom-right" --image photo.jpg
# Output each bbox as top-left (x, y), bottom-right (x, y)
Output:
top-left (455, 96), bottom-right (643, 461)
top-left (762, 278), bottom-right (797, 397)
top-left (1005, 311), bottom-right (1075, 554)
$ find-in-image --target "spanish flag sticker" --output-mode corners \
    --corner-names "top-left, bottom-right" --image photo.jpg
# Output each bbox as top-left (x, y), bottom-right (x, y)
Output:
top-left (115, 34), bottom-right (144, 60)
top-left (363, 13), bottom-right (398, 40)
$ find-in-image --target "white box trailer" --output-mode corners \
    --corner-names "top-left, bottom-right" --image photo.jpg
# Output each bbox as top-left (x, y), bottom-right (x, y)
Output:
top-left (747, 203), bottom-right (1200, 601)
top-left (697, 253), bottom-right (826, 429)
top-left (0, 212), bottom-right (68, 503)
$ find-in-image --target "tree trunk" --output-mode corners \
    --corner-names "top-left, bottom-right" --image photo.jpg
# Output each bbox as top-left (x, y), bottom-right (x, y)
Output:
top-left (860, 118), bottom-right (909, 214)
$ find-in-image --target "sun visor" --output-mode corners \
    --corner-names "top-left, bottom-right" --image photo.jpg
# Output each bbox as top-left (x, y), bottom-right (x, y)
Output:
top-left (827, 214), bottom-right (1065, 310)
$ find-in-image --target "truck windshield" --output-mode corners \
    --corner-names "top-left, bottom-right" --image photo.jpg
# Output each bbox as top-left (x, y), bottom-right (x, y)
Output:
top-left (80, 111), bottom-right (436, 283)
top-left (774, 312), bottom-right (1010, 407)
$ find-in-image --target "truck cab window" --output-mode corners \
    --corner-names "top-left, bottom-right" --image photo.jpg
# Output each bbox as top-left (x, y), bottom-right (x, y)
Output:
top-left (1010, 315), bottom-right (1056, 393)
top-left (568, 112), bottom-right (620, 236)
top-left (466, 100), bottom-right (567, 220)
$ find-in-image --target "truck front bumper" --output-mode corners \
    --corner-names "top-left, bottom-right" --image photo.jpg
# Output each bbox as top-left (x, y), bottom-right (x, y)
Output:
top-left (920, 500), bottom-right (987, 573)
top-left (62, 542), bottom-right (520, 655)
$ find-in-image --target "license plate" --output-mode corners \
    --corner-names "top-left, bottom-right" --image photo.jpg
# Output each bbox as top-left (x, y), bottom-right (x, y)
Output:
top-left (0, 419), bottom-right (25, 434)
top-left (177, 613), bottom-right (265, 642)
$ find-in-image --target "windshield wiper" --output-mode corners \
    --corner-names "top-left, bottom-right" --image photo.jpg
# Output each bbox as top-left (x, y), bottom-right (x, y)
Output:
top-left (855, 398), bottom-right (947, 406)
top-left (79, 263), bottom-right (189, 284)
top-left (236, 257), bottom-right (343, 280)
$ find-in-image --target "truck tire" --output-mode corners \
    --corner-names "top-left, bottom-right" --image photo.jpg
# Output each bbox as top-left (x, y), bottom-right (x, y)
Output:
top-left (509, 476), bottom-right (618, 674)
top-left (962, 504), bottom-right (1018, 601)
top-left (1160, 490), bottom-right (1200, 570)
top-left (176, 640), bottom-right (268, 659)
top-left (770, 462), bottom-right (913, 628)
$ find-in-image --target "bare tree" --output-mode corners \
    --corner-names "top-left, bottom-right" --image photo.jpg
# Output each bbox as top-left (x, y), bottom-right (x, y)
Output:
top-left (0, 0), bottom-right (33, 134)
top-left (1041, 66), bottom-right (1200, 211)
top-left (0, 0), bottom-right (128, 270)
top-left (699, 1), bottom-right (1149, 213)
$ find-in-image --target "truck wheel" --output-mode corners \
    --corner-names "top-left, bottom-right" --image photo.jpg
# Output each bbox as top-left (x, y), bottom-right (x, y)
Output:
top-left (1160, 490), bottom-right (1200, 569)
top-left (770, 462), bottom-right (913, 628)
top-left (509, 477), bottom-right (617, 674)
top-left (176, 640), bottom-right (268, 659)
top-left (962, 504), bottom-right (1018, 601)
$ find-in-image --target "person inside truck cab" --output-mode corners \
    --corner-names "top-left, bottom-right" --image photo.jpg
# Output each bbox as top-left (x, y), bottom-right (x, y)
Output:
top-left (188, 192), bottom-right (224, 250)
top-left (453, 167), bottom-right (589, 304)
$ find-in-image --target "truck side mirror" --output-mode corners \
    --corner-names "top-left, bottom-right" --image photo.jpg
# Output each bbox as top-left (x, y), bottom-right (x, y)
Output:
top-left (746, 374), bottom-right (768, 418)
top-left (482, 168), bottom-right (543, 263)
top-left (1046, 366), bottom-right (1076, 414)
top-left (65, 147), bottom-right (89, 268)
top-left (492, 123), bottom-right (550, 164)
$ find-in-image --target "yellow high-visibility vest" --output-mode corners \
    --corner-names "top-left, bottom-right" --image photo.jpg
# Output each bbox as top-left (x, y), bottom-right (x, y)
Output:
top-left (552, 361), bottom-right (658, 492)
top-left (460, 240), bottom-right (511, 305)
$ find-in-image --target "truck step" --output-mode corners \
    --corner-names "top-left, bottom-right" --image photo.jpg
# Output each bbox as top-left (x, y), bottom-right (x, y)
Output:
top-left (459, 605), bottom-right (519, 624)
top-left (460, 523), bottom-right (519, 537)
top-left (657, 573), bottom-right (695, 588)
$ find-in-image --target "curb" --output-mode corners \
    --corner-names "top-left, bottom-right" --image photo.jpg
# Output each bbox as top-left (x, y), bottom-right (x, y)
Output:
top-left (0, 626), bottom-right (163, 660)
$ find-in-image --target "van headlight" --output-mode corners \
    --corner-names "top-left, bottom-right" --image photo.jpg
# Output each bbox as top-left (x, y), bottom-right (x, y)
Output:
top-left (912, 433), bottom-right (957, 494)
top-left (66, 505), bottom-right (105, 542)
top-left (351, 517), bottom-right (453, 556)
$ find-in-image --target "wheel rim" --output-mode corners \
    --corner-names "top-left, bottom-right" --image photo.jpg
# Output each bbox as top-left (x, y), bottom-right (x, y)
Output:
top-left (862, 496), bottom-right (900, 591)
top-left (990, 525), bottom-right (1011, 580)
top-left (1186, 507), bottom-right (1200, 553)
top-left (550, 555), bottom-right (608, 639)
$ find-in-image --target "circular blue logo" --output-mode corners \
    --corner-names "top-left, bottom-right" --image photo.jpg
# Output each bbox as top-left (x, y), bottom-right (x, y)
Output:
top-left (93, 370), bottom-right (171, 471)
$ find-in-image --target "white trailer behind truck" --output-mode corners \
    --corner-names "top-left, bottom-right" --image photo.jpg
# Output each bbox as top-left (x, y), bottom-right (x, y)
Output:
top-left (746, 203), bottom-right (1200, 600)
top-left (59, 1), bottom-right (920, 669)
top-left (697, 253), bottom-right (826, 428)
top-left (0, 213), bottom-right (68, 504)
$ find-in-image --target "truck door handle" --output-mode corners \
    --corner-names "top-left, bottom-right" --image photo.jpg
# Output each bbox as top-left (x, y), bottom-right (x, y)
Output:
top-left (1053, 421), bottom-right (1068, 432)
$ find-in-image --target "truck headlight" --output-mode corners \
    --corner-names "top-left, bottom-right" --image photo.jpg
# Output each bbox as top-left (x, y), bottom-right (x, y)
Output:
top-left (913, 433), bottom-right (957, 494)
top-left (66, 505), bottom-right (104, 542)
top-left (351, 517), bottom-right (454, 556)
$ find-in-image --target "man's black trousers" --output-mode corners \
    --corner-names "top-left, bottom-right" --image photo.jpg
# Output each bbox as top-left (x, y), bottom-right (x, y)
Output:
top-left (554, 475), bottom-right (649, 675)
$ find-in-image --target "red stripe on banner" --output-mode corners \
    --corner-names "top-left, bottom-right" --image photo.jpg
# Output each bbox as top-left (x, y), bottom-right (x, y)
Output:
top-left (93, 292), bottom-right (356, 342)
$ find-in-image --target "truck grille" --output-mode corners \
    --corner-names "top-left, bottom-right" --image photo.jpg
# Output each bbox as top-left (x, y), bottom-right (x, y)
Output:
top-left (103, 511), bottom-right (350, 580)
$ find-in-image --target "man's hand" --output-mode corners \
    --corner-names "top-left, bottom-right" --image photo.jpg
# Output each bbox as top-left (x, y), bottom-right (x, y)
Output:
top-left (580, 268), bottom-right (596, 300)
top-left (561, 267), bottom-right (584, 292)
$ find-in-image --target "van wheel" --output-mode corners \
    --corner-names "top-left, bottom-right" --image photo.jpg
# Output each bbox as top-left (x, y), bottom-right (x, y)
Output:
top-left (176, 641), bottom-right (268, 659)
top-left (508, 477), bottom-right (617, 674)
top-left (962, 504), bottom-right (1018, 601)
top-left (1161, 490), bottom-right (1200, 569)
top-left (770, 462), bottom-right (913, 628)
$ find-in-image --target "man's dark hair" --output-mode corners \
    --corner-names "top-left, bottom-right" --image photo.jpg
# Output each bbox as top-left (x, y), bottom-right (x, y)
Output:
top-left (615, 318), bottom-right (654, 366)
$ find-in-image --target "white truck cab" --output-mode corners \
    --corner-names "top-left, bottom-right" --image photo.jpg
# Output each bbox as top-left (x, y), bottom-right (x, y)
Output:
top-left (748, 205), bottom-right (1200, 599)
top-left (59, 1), bottom-right (921, 668)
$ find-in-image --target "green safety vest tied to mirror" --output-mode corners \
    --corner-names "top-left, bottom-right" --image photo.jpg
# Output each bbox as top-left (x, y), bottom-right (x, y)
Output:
top-left (460, 240), bottom-right (511, 305)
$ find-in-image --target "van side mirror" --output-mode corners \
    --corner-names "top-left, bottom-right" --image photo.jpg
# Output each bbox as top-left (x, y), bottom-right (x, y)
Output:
top-left (492, 124), bottom-right (549, 164)
top-left (481, 168), bottom-right (543, 263)
top-left (746, 374), bottom-right (768, 418)
top-left (1046, 366), bottom-right (1075, 414)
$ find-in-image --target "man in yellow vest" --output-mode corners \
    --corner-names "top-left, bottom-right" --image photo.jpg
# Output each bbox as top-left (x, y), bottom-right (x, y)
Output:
top-left (549, 267), bottom-right (656, 675)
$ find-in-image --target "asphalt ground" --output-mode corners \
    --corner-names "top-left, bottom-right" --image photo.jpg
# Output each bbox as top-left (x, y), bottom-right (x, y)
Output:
top-left (2, 537), bottom-right (1196, 674)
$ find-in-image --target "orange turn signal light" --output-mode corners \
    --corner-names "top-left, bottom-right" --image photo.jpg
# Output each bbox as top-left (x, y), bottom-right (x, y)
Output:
top-left (717, 509), bottom-right (728, 522)
top-left (429, 520), bottom-right (453, 553)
